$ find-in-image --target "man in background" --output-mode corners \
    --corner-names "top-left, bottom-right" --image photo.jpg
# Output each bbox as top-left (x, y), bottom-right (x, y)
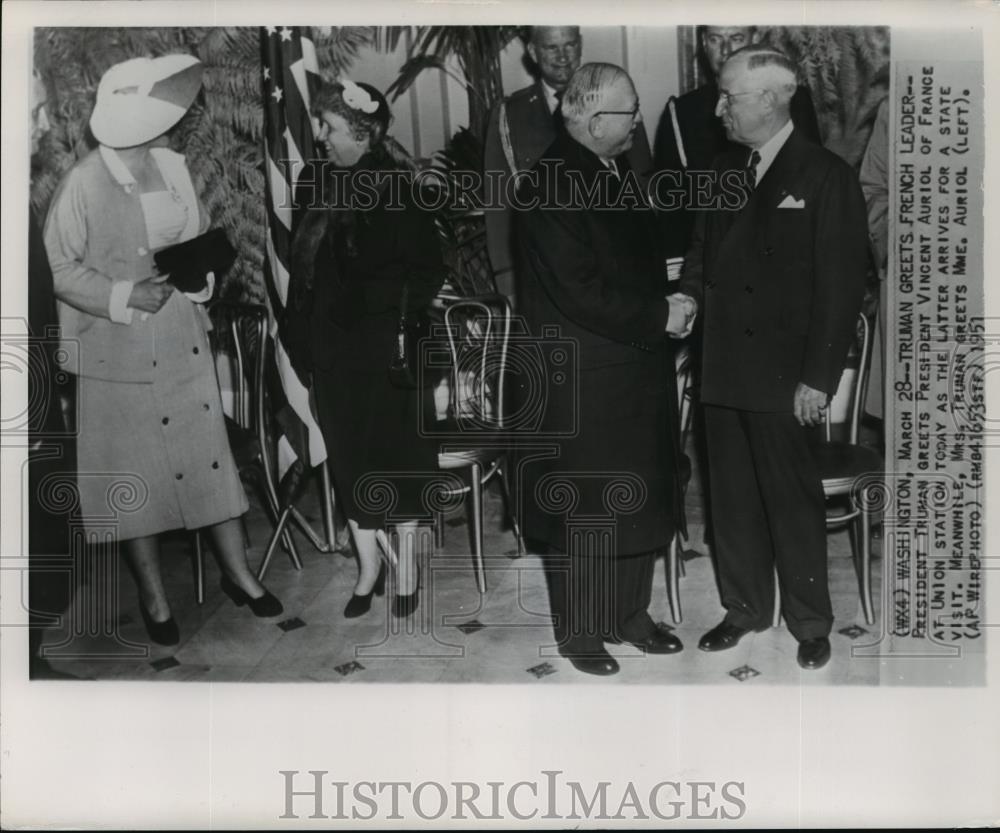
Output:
top-left (654, 25), bottom-right (822, 267)
top-left (483, 26), bottom-right (652, 305)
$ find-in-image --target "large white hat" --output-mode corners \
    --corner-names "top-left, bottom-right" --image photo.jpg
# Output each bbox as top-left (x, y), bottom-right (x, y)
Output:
top-left (89, 54), bottom-right (203, 148)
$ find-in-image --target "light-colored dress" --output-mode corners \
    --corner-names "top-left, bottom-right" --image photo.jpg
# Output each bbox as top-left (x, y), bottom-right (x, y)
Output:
top-left (44, 147), bottom-right (247, 540)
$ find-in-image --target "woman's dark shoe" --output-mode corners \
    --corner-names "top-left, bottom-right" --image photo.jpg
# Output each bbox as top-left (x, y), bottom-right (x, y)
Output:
top-left (392, 566), bottom-right (420, 618)
top-left (344, 565), bottom-right (386, 619)
top-left (220, 575), bottom-right (284, 618)
top-left (138, 601), bottom-right (180, 646)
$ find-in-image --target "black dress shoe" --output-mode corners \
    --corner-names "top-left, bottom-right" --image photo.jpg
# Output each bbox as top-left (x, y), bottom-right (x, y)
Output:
top-left (562, 649), bottom-right (620, 676)
top-left (221, 575), bottom-right (284, 618)
top-left (138, 601), bottom-right (180, 646)
top-left (611, 624), bottom-right (683, 654)
top-left (345, 565), bottom-right (387, 618)
top-left (698, 620), bottom-right (753, 652)
top-left (797, 637), bottom-right (831, 670)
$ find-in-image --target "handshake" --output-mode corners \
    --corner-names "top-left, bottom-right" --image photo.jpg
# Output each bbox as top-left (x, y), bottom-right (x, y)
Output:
top-left (666, 293), bottom-right (697, 338)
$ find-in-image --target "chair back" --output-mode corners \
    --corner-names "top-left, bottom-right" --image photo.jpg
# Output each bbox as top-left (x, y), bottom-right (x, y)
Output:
top-left (435, 210), bottom-right (499, 297)
top-left (674, 344), bottom-right (696, 449)
top-left (441, 294), bottom-right (512, 431)
top-left (207, 301), bottom-right (268, 432)
top-left (825, 312), bottom-right (873, 444)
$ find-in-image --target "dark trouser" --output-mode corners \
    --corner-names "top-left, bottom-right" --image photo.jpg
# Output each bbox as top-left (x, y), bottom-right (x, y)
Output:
top-left (703, 405), bottom-right (832, 641)
top-left (544, 546), bottom-right (659, 655)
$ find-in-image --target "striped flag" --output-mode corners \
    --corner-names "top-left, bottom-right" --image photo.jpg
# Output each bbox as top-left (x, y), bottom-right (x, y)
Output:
top-left (260, 25), bottom-right (326, 470)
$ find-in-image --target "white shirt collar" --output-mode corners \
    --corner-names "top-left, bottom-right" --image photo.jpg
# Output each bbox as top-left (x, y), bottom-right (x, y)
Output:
top-left (540, 79), bottom-right (561, 115)
top-left (752, 118), bottom-right (794, 183)
top-left (99, 145), bottom-right (137, 191)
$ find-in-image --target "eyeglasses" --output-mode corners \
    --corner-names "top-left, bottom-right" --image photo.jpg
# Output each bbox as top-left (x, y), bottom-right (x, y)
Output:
top-left (593, 102), bottom-right (641, 119)
top-left (717, 89), bottom-right (767, 107)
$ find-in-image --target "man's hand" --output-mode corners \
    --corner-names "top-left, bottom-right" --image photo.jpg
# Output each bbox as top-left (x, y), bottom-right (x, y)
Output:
top-left (793, 382), bottom-right (829, 427)
top-left (128, 276), bottom-right (174, 314)
top-left (666, 293), bottom-right (697, 338)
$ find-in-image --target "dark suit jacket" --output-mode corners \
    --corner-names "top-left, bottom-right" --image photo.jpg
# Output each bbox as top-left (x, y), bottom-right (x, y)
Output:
top-left (484, 81), bottom-right (653, 291)
top-left (654, 82), bottom-right (822, 258)
top-left (679, 128), bottom-right (868, 412)
top-left (513, 132), bottom-right (682, 555)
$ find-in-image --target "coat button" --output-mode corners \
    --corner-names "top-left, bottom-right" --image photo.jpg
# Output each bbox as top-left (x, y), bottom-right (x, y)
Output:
top-left (192, 346), bottom-right (199, 355)
top-left (152, 360), bottom-right (157, 367)
top-left (162, 417), bottom-right (169, 425)
top-left (138, 246), bottom-right (148, 256)
top-left (203, 403), bottom-right (210, 411)
top-left (744, 285), bottom-right (754, 293)
top-left (175, 473), bottom-right (183, 480)
top-left (706, 280), bottom-right (716, 289)
top-left (212, 461), bottom-right (219, 469)
top-left (763, 246), bottom-right (774, 256)
top-left (744, 328), bottom-right (754, 337)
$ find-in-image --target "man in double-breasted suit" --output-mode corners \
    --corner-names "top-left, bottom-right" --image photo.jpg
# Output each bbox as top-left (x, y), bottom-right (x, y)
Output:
top-left (677, 46), bottom-right (868, 670)
top-left (514, 63), bottom-right (693, 676)
top-left (483, 26), bottom-right (652, 305)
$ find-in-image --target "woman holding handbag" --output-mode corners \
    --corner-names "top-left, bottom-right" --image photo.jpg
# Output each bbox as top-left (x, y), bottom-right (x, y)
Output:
top-left (43, 55), bottom-right (282, 646)
top-left (290, 80), bottom-right (445, 619)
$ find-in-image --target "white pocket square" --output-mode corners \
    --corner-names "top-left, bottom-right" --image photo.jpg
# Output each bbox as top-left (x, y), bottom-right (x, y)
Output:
top-left (778, 194), bottom-right (805, 209)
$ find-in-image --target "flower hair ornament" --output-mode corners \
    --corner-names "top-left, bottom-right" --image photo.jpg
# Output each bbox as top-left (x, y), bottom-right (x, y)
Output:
top-left (341, 79), bottom-right (379, 114)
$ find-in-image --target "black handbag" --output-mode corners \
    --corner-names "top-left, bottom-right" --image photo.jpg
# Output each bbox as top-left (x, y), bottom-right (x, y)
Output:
top-left (388, 283), bottom-right (431, 389)
top-left (154, 228), bottom-right (237, 293)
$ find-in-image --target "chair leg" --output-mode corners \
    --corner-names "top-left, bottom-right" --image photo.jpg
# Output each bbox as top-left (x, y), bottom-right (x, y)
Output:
top-left (470, 461), bottom-right (486, 594)
top-left (320, 460), bottom-right (337, 551)
top-left (435, 510), bottom-right (445, 549)
top-left (772, 569), bottom-right (781, 628)
top-left (860, 505), bottom-right (875, 625)
top-left (497, 463), bottom-right (523, 557)
top-left (257, 505), bottom-right (299, 581)
top-left (667, 533), bottom-right (682, 625)
top-left (194, 531), bottom-right (205, 605)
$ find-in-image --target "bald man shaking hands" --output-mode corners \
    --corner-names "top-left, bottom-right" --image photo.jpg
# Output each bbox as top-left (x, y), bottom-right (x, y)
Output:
top-left (677, 46), bottom-right (868, 670)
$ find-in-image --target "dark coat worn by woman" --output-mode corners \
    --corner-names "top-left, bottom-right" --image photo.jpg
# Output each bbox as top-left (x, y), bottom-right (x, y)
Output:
top-left (290, 153), bottom-right (446, 526)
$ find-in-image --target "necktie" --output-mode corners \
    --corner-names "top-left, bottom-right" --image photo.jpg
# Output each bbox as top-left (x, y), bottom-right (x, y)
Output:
top-left (746, 149), bottom-right (761, 190)
top-left (553, 89), bottom-right (565, 131)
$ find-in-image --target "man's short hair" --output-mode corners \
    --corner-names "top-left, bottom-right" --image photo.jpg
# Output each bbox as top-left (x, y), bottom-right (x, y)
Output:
top-left (730, 44), bottom-right (800, 83)
top-left (726, 44), bottom-right (799, 106)
top-left (524, 25), bottom-right (581, 46)
top-left (561, 62), bottom-right (628, 124)
top-left (696, 24), bottom-right (757, 41)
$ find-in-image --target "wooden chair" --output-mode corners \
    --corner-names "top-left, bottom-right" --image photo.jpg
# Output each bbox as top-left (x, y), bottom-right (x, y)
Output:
top-left (432, 294), bottom-right (523, 593)
top-left (665, 343), bottom-right (696, 624)
top-left (773, 312), bottom-right (881, 626)
top-left (194, 302), bottom-right (301, 601)
top-left (811, 312), bottom-right (881, 625)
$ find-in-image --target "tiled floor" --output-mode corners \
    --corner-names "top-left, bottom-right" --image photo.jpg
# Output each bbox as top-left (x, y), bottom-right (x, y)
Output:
top-left (38, 437), bottom-right (885, 685)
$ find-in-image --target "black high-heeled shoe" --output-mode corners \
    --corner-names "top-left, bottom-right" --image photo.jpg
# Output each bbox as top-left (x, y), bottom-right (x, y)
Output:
top-left (220, 575), bottom-right (284, 618)
top-left (343, 564), bottom-right (386, 619)
top-left (138, 600), bottom-right (180, 646)
top-left (391, 567), bottom-right (420, 619)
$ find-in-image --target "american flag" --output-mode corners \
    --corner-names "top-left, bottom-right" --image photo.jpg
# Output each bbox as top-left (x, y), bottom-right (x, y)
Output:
top-left (260, 25), bottom-right (326, 471)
